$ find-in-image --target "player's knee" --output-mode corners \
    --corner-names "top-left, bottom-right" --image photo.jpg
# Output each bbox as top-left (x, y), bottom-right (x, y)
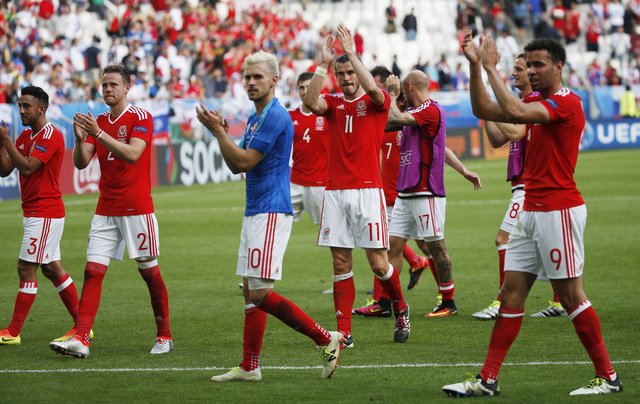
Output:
top-left (136, 257), bottom-right (158, 270)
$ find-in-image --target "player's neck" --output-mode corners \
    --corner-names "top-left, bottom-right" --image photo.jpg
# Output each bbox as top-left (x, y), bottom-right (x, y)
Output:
top-left (539, 83), bottom-right (563, 100)
top-left (300, 103), bottom-right (311, 114)
top-left (109, 101), bottom-right (129, 119)
top-left (254, 94), bottom-right (275, 116)
top-left (344, 86), bottom-right (365, 101)
top-left (30, 118), bottom-right (47, 135)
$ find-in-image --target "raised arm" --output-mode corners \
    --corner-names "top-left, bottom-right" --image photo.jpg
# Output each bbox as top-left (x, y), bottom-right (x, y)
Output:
top-left (196, 104), bottom-right (263, 174)
top-left (303, 35), bottom-right (334, 115)
top-left (384, 75), bottom-right (418, 131)
top-left (462, 32), bottom-right (511, 122)
top-left (0, 121), bottom-right (44, 177)
top-left (445, 147), bottom-right (482, 190)
top-left (337, 24), bottom-right (385, 106)
top-left (482, 35), bottom-right (551, 124)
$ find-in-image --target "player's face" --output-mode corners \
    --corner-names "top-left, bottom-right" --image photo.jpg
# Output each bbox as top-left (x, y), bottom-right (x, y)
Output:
top-left (245, 62), bottom-right (276, 103)
top-left (526, 50), bottom-right (558, 92)
top-left (297, 79), bottom-right (311, 102)
top-left (17, 95), bottom-right (44, 127)
top-left (512, 57), bottom-right (530, 90)
top-left (101, 72), bottom-right (130, 107)
top-left (335, 61), bottom-right (360, 97)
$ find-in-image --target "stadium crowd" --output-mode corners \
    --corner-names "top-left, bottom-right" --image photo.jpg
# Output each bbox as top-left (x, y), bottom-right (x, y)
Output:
top-left (3, 0), bottom-right (640, 107)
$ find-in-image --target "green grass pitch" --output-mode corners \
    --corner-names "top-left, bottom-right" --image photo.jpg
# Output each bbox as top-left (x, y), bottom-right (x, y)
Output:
top-left (1, 149), bottom-right (639, 403)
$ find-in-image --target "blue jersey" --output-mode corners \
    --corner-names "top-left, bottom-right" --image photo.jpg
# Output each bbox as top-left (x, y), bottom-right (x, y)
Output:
top-left (241, 98), bottom-right (294, 216)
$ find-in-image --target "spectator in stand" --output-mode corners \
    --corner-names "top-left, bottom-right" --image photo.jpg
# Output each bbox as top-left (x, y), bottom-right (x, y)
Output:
top-left (624, 1), bottom-right (637, 35)
top-left (436, 54), bottom-right (454, 91)
top-left (412, 57), bottom-right (426, 73)
top-left (392, 54), bottom-right (401, 78)
top-left (535, 14), bottom-right (562, 41)
top-left (402, 8), bottom-right (418, 41)
top-left (84, 36), bottom-right (102, 86)
top-left (585, 58), bottom-right (603, 88)
top-left (203, 67), bottom-right (227, 99)
top-left (354, 28), bottom-right (364, 55)
top-left (564, 2), bottom-right (581, 45)
top-left (511, 0), bottom-right (529, 43)
top-left (527, 0), bottom-right (544, 32)
top-left (69, 38), bottom-right (86, 76)
top-left (549, 0), bottom-right (567, 40)
top-left (385, 0), bottom-right (397, 34)
top-left (608, 0), bottom-right (626, 34)
top-left (631, 24), bottom-right (640, 58)
top-left (453, 62), bottom-right (469, 91)
top-left (566, 67), bottom-right (583, 89)
top-left (604, 60), bottom-right (622, 86)
top-left (495, 28), bottom-right (519, 76)
top-left (610, 25), bottom-right (631, 76)
top-left (477, 2), bottom-right (494, 36)
top-left (585, 9), bottom-right (603, 53)
top-left (590, 0), bottom-right (606, 26)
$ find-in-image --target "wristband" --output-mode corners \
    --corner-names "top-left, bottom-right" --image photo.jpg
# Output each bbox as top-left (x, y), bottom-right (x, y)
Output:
top-left (95, 130), bottom-right (104, 140)
top-left (315, 66), bottom-right (328, 77)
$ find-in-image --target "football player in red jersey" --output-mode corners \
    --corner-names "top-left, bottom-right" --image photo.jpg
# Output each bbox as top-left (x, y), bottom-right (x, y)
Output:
top-left (50, 65), bottom-right (172, 358)
top-left (304, 25), bottom-right (410, 345)
top-left (443, 35), bottom-right (621, 397)
top-left (0, 85), bottom-right (80, 346)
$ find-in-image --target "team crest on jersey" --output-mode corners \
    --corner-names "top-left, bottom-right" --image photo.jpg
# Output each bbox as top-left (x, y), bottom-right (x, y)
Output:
top-left (357, 100), bottom-right (367, 116)
top-left (252, 123), bottom-right (258, 132)
top-left (118, 125), bottom-right (127, 138)
top-left (395, 131), bottom-right (402, 146)
top-left (322, 228), bottom-right (330, 240)
top-left (315, 117), bottom-right (324, 130)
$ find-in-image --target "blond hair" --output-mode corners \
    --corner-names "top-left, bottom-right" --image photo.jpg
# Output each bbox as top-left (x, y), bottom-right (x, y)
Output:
top-left (243, 51), bottom-right (279, 78)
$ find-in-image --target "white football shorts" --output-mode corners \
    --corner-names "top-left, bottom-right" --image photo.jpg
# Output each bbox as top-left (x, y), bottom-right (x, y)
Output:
top-left (236, 212), bottom-right (293, 281)
top-left (87, 214), bottom-right (160, 261)
top-left (317, 188), bottom-right (389, 249)
top-left (20, 217), bottom-right (64, 264)
top-left (291, 183), bottom-right (325, 225)
top-left (500, 188), bottom-right (525, 233)
top-left (389, 196), bottom-right (445, 242)
top-left (505, 205), bottom-right (586, 280)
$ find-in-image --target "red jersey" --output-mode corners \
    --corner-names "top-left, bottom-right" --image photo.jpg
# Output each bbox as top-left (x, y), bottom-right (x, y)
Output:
top-left (523, 89), bottom-right (585, 211)
top-left (289, 107), bottom-right (328, 186)
top-left (86, 104), bottom-right (155, 216)
top-left (321, 90), bottom-right (391, 190)
top-left (15, 122), bottom-right (65, 218)
top-left (381, 129), bottom-right (402, 206)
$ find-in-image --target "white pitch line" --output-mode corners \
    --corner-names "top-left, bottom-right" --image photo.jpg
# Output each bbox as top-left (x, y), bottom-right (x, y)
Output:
top-left (2, 359), bottom-right (638, 374)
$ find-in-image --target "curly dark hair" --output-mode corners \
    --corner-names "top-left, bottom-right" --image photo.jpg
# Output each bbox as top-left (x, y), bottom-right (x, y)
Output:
top-left (524, 38), bottom-right (566, 66)
top-left (20, 85), bottom-right (49, 109)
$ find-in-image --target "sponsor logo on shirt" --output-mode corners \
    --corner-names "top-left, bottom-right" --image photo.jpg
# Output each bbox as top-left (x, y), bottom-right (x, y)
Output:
top-left (35, 144), bottom-right (47, 153)
top-left (337, 105), bottom-right (345, 110)
top-left (292, 120), bottom-right (299, 125)
top-left (133, 126), bottom-right (148, 133)
top-left (18, 144), bottom-right (24, 150)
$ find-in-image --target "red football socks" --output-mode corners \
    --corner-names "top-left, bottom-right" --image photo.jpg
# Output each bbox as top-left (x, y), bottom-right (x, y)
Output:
top-left (480, 306), bottom-right (525, 382)
top-left (7, 281), bottom-right (38, 336)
